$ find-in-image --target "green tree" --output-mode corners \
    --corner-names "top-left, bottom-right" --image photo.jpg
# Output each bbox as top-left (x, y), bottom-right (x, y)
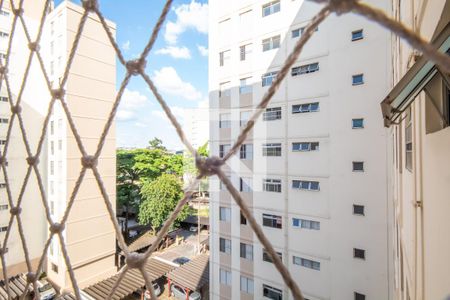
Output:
top-left (148, 137), bottom-right (166, 150)
top-left (138, 174), bottom-right (192, 229)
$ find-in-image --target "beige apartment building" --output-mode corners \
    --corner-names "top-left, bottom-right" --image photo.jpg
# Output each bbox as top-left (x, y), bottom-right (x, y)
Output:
top-left (209, 0), bottom-right (392, 299)
top-left (0, 0), bottom-right (49, 278)
top-left (44, 0), bottom-right (117, 290)
top-left (382, 0), bottom-right (450, 299)
top-left (0, 0), bottom-right (117, 291)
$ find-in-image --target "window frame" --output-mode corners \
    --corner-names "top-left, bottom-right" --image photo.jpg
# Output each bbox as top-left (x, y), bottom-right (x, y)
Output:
top-left (353, 248), bottom-right (366, 260)
top-left (262, 35), bottom-right (281, 52)
top-left (219, 237), bottom-right (232, 254)
top-left (292, 102), bottom-right (319, 114)
top-left (262, 0), bottom-right (280, 17)
top-left (291, 62), bottom-right (319, 76)
top-left (262, 143), bottom-right (282, 157)
top-left (352, 74), bottom-right (364, 85)
top-left (219, 207), bottom-right (231, 222)
top-left (262, 213), bottom-right (282, 229)
top-left (292, 142), bottom-right (319, 152)
top-left (292, 180), bottom-right (320, 191)
top-left (263, 107), bottom-right (282, 121)
top-left (263, 284), bottom-right (283, 300)
top-left (240, 243), bottom-right (254, 260)
top-left (263, 178), bottom-right (282, 193)
top-left (352, 118), bottom-right (364, 129)
top-left (262, 71), bottom-right (278, 87)
top-left (240, 144), bottom-right (253, 160)
top-left (262, 249), bottom-right (282, 263)
top-left (352, 161), bottom-right (365, 172)
top-left (293, 256), bottom-right (321, 270)
top-left (353, 204), bottom-right (365, 216)
top-left (351, 29), bottom-right (364, 41)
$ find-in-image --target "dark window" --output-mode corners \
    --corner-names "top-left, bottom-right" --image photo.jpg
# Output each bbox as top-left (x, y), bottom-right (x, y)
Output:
top-left (353, 161), bottom-right (364, 172)
top-left (240, 45), bottom-right (246, 61)
top-left (219, 238), bottom-right (231, 254)
top-left (353, 205), bottom-right (365, 215)
top-left (292, 102), bottom-right (319, 113)
top-left (293, 256), bottom-right (320, 270)
top-left (292, 142), bottom-right (319, 151)
top-left (240, 243), bottom-right (253, 260)
top-left (354, 292), bottom-right (366, 300)
top-left (0, 226), bottom-right (7, 232)
top-left (219, 52), bottom-right (224, 66)
top-left (354, 248), bottom-right (366, 259)
top-left (292, 180), bottom-right (320, 191)
top-left (51, 263), bottom-right (58, 273)
top-left (352, 118), bottom-right (364, 128)
top-left (263, 284), bottom-right (282, 300)
top-left (291, 63), bottom-right (319, 76)
top-left (352, 74), bottom-right (364, 85)
top-left (262, 214), bottom-right (282, 229)
top-left (240, 144), bottom-right (253, 159)
top-left (219, 144), bottom-right (230, 158)
top-left (262, 143), bottom-right (282, 156)
top-left (262, 249), bottom-right (282, 263)
top-left (405, 124), bottom-right (413, 171)
top-left (263, 107), bottom-right (282, 121)
top-left (352, 29), bottom-right (364, 41)
top-left (240, 212), bottom-right (247, 225)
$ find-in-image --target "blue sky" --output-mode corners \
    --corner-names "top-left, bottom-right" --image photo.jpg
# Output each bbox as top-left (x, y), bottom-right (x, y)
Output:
top-left (58, 0), bottom-right (209, 150)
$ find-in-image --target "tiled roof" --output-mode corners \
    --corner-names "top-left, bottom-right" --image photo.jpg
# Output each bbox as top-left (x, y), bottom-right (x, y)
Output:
top-left (166, 254), bottom-right (209, 291)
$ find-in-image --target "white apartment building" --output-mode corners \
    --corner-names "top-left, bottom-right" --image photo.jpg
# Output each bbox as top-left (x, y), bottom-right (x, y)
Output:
top-left (0, 0), bottom-right (49, 278)
top-left (44, 1), bottom-right (117, 290)
top-left (209, 1), bottom-right (392, 299)
top-left (382, 0), bottom-right (450, 299)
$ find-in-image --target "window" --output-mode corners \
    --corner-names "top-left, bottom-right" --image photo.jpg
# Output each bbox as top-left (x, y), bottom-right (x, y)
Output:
top-left (263, 107), bottom-right (281, 121)
top-left (263, 179), bottom-right (281, 193)
top-left (262, 72), bottom-right (278, 87)
top-left (292, 26), bottom-right (318, 38)
top-left (0, 9), bottom-right (10, 16)
top-left (292, 142), bottom-right (319, 151)
top-left (219, 238), bottom-right (231, 254)
top-left (352, 29), bottom-right (364, 41)
top-left (240, 177), bottom-right (252, 192)
top-left (219, 113), bottom-right (231, 129)
top-left (219, 207), bottom-right (231, 222)
top-left (50, 161), bottom-right (54, 175)
top-left (292, 102), bottom-right (319, 113)
top-left (352, 118), bottom-right (364, 128)
top-left (240, 212), bottom-right (247, 225)
top-left (240, 44), bottom-right (252, 61)
top-left (263, 284), bottom-right (282, 300)
top-left (50, 181), bottom-right (54, 195)
top-left (0, 226), bottom-right (7, 232)
top-left (240, 276), bottom-right (254, 294)
top-left (354, 248), bottom-right (366, 259)
top-left (262, 214), bottom-right (282, 229)
top-left (240, 144), bottom-right (253, 160)
top-left (219, 50), bottom-right (230, 67)
top-left (262, 1), bottom-right (280, 17)
top-left (240, 111), bottom-right (251, 127)
top-left (0, 118), bottom-right (9, 124)
top-left (262, 143), bottom-right (282, 157)
top-left (50, 141), bottom-right (54, 155)
top-left (352, 161), bottom-right (364, 172)
top-left (354, 292), bottom-right (366, 300)
top-left (0, 31), bottom-right (9, 38)
top-left (292, 180), bottom-right (320, 191)
top-left (240, 243), bottom-right (253, 260)
top-left (0, 183), bottom-right (6, 188)
top-left (291, 63), bottom-right (319, 76)
top-left (58, 140), bottom-right (62, 150)
top-left (0, 96), bottom-right (7, 102)
top-left (0, 140), bottom-right (6, 145)
top-left (352, 74), bottom-right (364, 85)
top-left (239, 77), bottom-right (252, 94)
top-left (263, 249), bottom-right (282, 263)
top-left (353, 205), bottom-right (365, 215)
top-left (293, 256), bottom-right (320, 270)
top-left (219, 144), bottom-right (231, 158)
top-left (292, 218), bottom-right (320, 230)
top-left (220, 269), bottom-right (232, 286)
top-left (0, 204), bottom-right (8, 210)
top-left (262, 35), bottom-right (280, 52)
top-left (219, 82), bottom-right (231, 97)
top-left (405, 123), bottom-right (412, 171)
top-left (50, 120), bottom-right (54, 135)
top-left (51, 263), bottom-right (58, 273)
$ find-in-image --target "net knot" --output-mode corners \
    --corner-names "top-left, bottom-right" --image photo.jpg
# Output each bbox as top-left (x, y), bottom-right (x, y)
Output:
top-left (25, 272), bottom-right (36, 283)
top-left (0, 247), bottom-right (8, 256)
top-left (196, 156), bottom-right (223, 177)
top-left (81, 155), bottom-right (97, 168)
top-left (13, 8), bottom-right (23, 16)
top-left (50, 222), bottom-right (65, 234)
top-left (51, 88), bottom-right (65, 99)
top-left (28, 42), bottom-right (40, 52)
top-left (10, 206), bottom-right (21, 216)
top-left (26, 156), bottom-right (39, 166)
top-left (328, 0), bottom-right (358, 15)
top-left (125, 252), bottom-right (146, 269)
top-left (0, 66), bottom-right (7, 75)
top-left (11, 105), bottom-right (21, 114)
top-left (82, 0), bottom-right (98, 11)
top-left (126, 58), bottom-right (146, 76)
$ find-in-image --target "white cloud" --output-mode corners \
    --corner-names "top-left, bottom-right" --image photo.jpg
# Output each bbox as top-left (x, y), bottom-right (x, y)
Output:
top-left (197, 45), bottom-right (208, 56)
top-left (151, 107), bottom-right (186, 123)
top-left (117, 89), bottom-right (149, 121)
top-left (165, 0), bottom-right (208, 44)
top-left (155, 46), bottom-right (192, 59)
top-left (152, 67), bottom-right (202, 101)
top-left (122, 40), bottom-right (130, 51)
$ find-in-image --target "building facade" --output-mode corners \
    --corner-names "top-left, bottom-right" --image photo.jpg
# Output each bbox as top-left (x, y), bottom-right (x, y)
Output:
top-left (383, 0), bottom-right (450, 299)
top-left (0, 0), bottom-right (49, 279)
top-left (44, 1), bottom-right (117, 290)
top-left (209, 0), bottom-right (392, 299)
